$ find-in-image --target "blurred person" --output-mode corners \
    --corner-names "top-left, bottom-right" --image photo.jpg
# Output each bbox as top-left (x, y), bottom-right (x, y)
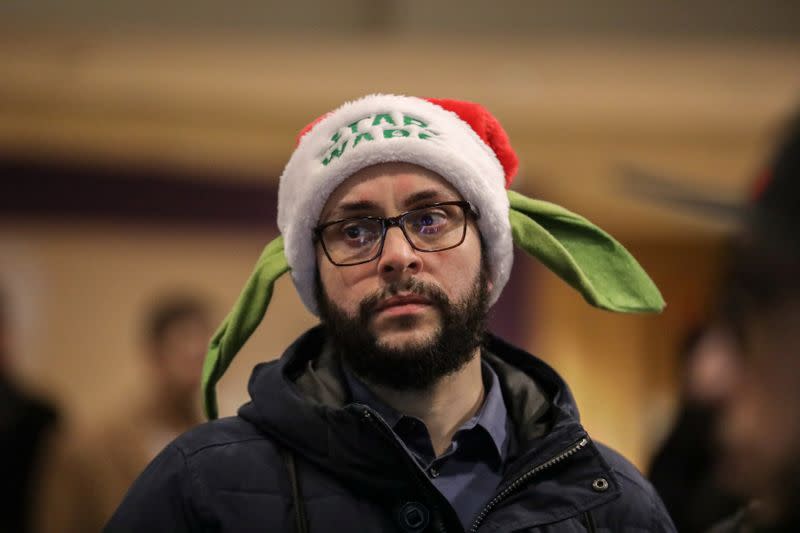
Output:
top-left (649, 323), bottom-right (743, 533)
top-left (0, 289), bottom-right (59, 533)
top-left (707, 109), bottom-right (800, 532)
top-left (107, 95), bottom-right (675, 532)
top-left (34, 294), bottom-right (210, 533)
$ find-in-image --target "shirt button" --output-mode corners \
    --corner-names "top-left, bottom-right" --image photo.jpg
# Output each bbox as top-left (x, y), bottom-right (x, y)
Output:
top-left (428, 466), bottom-right (440, 478)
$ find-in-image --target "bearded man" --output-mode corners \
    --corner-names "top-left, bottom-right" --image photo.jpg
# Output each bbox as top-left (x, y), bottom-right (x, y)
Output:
top-left (106, 95), bottom-right (674, 532)
top-left (708, 109), bottom-right (800, 533)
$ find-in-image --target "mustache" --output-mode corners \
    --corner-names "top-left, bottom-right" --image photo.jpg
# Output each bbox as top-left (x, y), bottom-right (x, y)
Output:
top-left (358, 278), bottom-right (450, 317)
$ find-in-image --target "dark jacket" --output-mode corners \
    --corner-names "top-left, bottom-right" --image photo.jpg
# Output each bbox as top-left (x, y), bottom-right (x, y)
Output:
top-left (708, 505), bottom-right (800, 533)
top-left (0, 378), bottom-right (59, 533)
top-left (648, 404), bottom-right (741, 532)
top-left (107, 327), bottom-right (676, 532)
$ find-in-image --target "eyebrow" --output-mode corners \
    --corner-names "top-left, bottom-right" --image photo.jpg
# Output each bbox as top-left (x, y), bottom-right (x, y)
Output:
top-left (402, 189), bottom-right (456, 208)
top-left (326, 189), bottom-right (458, 220)
top-left (329, 200), bottom-right (381, 218)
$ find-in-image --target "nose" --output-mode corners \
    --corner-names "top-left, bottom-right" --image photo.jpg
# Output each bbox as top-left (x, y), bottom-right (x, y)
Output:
top-left (376, 226), bottom-right (421, 279)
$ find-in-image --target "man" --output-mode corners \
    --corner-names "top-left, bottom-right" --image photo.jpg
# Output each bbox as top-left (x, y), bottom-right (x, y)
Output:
top-left (36, 294), bottom-right (210, 533)
top-left (0, 289), bottom-right (59, 533)
top-left (649, 324), bottom-right (742, 533)
top-left (107, 95), bottom-right (674, 532)
top-left (708, 110), bottom-right (800, 532)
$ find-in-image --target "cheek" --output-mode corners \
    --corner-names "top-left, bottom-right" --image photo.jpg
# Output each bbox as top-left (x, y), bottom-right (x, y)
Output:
top-left (317, 251), bottom-right (376, 310)
top-left (722, 311), bottom-right (800, 482)
top-left (427, 258), bottom-right (477, 306)
top-left (437, 233), bottom-right (484, 295)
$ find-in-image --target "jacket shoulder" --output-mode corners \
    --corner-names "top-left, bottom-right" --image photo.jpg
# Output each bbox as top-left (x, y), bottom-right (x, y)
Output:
top-left (170, 415), bottom-right (290, 494)
top-left (105, 416), bottom-right (290, 532)
top-left (172, 415), bottom-right (274, 456)
top-left (593, 441), bottom-right (677, 532)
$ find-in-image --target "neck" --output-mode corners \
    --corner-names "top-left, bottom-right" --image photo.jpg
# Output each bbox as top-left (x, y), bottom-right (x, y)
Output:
top-left (367, 348), bottom-right (485, 457)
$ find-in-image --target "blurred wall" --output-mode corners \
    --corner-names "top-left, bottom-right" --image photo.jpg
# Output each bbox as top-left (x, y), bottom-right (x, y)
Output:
top-left (3, 0), bottom-right (799, 38)
top-left (1, 1), bottom-right (798, 471)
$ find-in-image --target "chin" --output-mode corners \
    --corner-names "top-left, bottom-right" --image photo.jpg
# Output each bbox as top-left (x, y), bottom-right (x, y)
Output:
top-left (374, 323), bottom-right (440, 353)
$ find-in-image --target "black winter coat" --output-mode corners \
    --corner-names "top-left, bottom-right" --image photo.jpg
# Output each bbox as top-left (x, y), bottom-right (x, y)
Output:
top-left (106, 327), bottom-right (676, 532)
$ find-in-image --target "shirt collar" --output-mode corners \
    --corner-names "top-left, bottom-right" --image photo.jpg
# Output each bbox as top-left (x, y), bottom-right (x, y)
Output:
top-left (343, 365), bottom-right (404, 427)
top-left (344, 358), bottom-right (510, 462)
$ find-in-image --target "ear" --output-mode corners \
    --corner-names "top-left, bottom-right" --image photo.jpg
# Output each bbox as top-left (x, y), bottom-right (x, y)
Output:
top-left (202, 236), bottom-right (290, 419)
top-left (508, 190), bottom-right (665, 313)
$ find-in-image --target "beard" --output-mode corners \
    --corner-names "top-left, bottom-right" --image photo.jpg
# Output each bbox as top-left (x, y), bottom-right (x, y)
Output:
top-left (315, 265), bottom-right (490, 391)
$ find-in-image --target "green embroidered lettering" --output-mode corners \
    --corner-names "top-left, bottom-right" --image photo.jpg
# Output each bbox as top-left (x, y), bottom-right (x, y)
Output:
top-left (418, 131), bottom-right (437, 140)
top-left (403, 115), bottom-right (428, 128)
top-left (352, 132), bottom-right (374, 147)
top-left (372, 114), bottom-right (396, 126)
top-left (322, 140), bottom-right (348, 166)
top-left (330, 131), bottom-right (342, 143)
top-left (383, 129), bottom-right (410, 139)
top-left (347, 120), bottom-right (361, 133)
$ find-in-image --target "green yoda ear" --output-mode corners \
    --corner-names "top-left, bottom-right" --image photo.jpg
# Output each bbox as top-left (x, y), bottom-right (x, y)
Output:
top-left (202, 236), bottom-right (290, 420)
top-left (508, 190), bottom-right (665, 313)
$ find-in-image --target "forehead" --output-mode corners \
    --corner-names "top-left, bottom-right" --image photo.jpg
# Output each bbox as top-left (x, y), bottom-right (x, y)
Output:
top-left (320, 162), bottom-right (462, 219)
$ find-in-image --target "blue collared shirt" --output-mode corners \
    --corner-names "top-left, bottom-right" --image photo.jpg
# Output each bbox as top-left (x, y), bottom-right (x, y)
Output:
top-left (345, 360), bottom-right (513, 530)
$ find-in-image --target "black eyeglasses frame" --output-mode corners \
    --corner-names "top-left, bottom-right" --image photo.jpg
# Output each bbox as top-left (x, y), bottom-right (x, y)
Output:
top-left (313, 200), bottom-right (480, 267)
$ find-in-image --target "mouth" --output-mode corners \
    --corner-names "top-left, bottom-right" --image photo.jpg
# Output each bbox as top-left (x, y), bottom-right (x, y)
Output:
top-left (373, 294), bottom-right (433, 317)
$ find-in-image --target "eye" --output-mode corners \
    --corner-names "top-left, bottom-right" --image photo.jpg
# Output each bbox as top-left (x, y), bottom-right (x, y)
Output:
top-left (419, 213), bottom-right (437, 226)
top-left (337, 220), bottom-right (380, 247)
top-left (408, 208), bottom-right (449, 234)
top-left (344, 225), bottom-right (363, 239)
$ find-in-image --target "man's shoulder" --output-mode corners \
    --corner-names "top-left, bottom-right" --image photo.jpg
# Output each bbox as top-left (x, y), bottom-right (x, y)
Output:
top-left (171, 414), bottom-right (281, 462)
top-left (106, 416), bottom-right (292, 531)
top-left (155, 415), bottom-right (292, 496)
top-left (593, 441), bottom-right (652, 493)
top-left (591, 440), bottom-right (676, 531)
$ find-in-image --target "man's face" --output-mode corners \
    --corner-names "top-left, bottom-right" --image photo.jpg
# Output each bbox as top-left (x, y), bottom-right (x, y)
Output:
top-left (315, 163), bottom-right (491, 388)
top-left (152, 316), bottom-right (210, 395)
top-left (717, 297), bottom-right (800, 520)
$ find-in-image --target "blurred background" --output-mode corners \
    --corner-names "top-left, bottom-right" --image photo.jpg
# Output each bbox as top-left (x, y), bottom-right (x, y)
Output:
top-left (1, 1), bottom-right (799, 529)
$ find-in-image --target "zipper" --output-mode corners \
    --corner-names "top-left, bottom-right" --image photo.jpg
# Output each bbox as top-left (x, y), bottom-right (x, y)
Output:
top-left (467, 436), bottom-right (590, 533)
top-left (359, 407), bottom-right (449, 533)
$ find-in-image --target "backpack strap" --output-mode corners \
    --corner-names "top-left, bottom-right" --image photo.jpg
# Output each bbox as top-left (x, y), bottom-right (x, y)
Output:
top-left (582, 510), bottom-right (597, 533)
top-left (278, 445), bottom-right (309, 533)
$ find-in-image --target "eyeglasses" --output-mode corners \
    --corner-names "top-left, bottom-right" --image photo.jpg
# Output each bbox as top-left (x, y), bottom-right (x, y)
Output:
top-left (314, 201), bottom-right (480, 266)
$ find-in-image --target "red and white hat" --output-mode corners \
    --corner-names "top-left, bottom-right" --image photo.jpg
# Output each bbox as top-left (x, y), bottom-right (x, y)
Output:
top-left (277, 94), bottom-right (519, 314)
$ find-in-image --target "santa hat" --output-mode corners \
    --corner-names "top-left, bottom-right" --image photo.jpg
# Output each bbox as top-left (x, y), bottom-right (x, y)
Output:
top-left (202, 94), bottom-right (665, 419)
